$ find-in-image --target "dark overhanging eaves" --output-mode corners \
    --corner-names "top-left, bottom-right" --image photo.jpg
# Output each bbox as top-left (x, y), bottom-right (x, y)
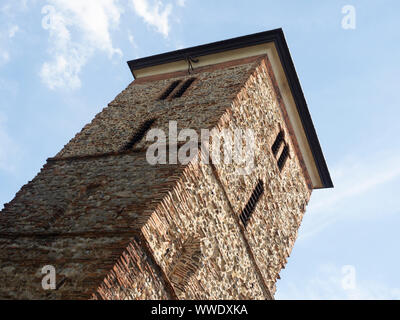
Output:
top-left (128, 28), bottom-right (285, 76)
top-left (127, 28), bottom-right (333, 189)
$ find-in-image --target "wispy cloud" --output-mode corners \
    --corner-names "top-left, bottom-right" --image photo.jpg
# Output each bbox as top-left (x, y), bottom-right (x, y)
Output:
top-left (0, 113), bottom-right (21, 173)
top-left (276, 264), bottom-right (400, 300)
top-left (39, 0), bottom-right (184, 89)
top-left (176, 0), bottom-right (186, 7)
top-left (0, 23), bottom-right (19, 66)
top-left (300, 151), bottom-right (400, 240)
top-left (40, 0), bottom-right (123, 90)
top-left (0, 49), bottom-right (9, 65)
top-left (131, 0), bottom-right (172, 37)
top-left (0, 32), bottom-right (10, 66)
top-left (8, 25), bottom-right (19, 38)
top-left (1, 0), bottom-right (29, 16)
top-left (128, 30), bottom-right (137, 48)
top-left (0, 0), bottom-right (28, 66)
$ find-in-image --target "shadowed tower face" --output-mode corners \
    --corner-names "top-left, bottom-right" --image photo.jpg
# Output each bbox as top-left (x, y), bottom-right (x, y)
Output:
top-left (0, 29), bottom-right (332, 300)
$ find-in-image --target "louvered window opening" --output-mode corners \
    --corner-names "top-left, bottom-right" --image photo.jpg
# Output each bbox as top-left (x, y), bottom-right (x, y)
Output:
top-left (271, 130), bottom-right (284, 156)
top-left (173, 78), bottom-right (196, 98)
top-left (278, 145), bottom-right (289, 171)
top-left (159, 80), bottom-right (182, 100)
top-left (121, 118), bottom-right (156, 151)
top-left (240, 180), bottom-right (265, 228)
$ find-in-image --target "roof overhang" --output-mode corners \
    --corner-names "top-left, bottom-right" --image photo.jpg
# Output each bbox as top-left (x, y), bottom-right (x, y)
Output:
top-left (127, 28), bottom-right (333, 189)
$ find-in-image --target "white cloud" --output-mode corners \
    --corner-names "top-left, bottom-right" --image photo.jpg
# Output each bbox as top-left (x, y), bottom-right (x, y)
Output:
top-left (176, 0), bottom-right (185, 7)
top-left (131, 0), bottom-right (172, 37)
top-left (1, 0), bottom-right (29, 15)
top-left (8, 25), bottom-right (19, 38)
top-left (0, 50), bottom-right (9, 65)
top-left (0, 23), bottom-right (17, 66)
top-left (299, 151), bottom-right (400, 240)
top-left (40, 0), bottom-right (123, 90)
top-left (128, 31), bottom-right (137, 48)
top-left (0, 29), bottom-right (10, 65)
top-left (276, 264), bottom-right (400, 300)
top-left (41, 53), bottom-right (86, 90)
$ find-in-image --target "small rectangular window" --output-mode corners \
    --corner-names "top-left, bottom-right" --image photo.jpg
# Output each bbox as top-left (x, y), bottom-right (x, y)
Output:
top-left (271, 129), bottom-right (290, 171)
top-left (278, 145), bottom-right (289, 171)
top-left (121, 118), bottom-right (156, 151)
top-left (271, 131), bottom-right (284, 156)
top-left (173, 78), bottom-right (196, 98)
top-left (159, 80), bottom-right (182, 100)
top-left (239, 180), bottom-right (264, 228)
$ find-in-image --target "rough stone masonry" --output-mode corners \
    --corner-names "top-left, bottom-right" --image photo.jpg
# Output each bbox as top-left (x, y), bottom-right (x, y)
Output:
top-left (0, 29), bottom-right (332, 300)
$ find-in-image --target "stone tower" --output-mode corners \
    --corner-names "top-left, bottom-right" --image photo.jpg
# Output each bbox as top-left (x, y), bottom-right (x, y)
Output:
top-left (0, 29), bottom-right (332, 300)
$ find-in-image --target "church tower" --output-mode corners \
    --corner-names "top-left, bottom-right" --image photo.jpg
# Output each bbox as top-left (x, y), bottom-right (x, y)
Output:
top-left (0, 29), bottom-right (332, 300)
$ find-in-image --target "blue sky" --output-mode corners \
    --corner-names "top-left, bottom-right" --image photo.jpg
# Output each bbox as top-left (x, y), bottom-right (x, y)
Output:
top-left (0, 0), bottom-right (399, 299)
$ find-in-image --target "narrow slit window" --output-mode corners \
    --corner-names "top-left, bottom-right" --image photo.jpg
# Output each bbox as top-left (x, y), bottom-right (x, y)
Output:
top-left (271, 130), bottom-right (284, 156)
top-left (173, 78), bottom-right (196, 98)
top-left (239, 180), bottom-right (264, 228)
top-left (121, 118), bottom-right (156, 151)
top-left (159, 80), bottom-right (182, 100)
top-left (277, 145), bottom-right (289, 171)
